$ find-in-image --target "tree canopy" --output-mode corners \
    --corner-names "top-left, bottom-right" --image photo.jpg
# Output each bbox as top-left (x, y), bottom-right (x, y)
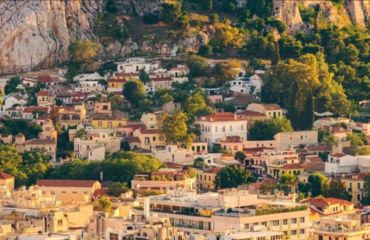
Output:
top-left (249, 117), bottom-right (293, 140)
top-left (215, 165), bottom-right (254, 189)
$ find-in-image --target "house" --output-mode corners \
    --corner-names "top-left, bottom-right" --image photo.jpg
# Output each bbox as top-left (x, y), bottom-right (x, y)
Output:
top-left (304, 197), bottom-right (355, 217)
top-left (341, 174), bottom-right (367, 205)
top-left (220, 136), bottom-right (244, 154)
top-left (146, 76), bottom-right (174, 92)
top-left (37, 75), bottom-right (60, 86)
top-left (37, 90), bottom-right (55, 106)
top-left (1, 94), bottom-right (28, 115)
top-left (152, 144), bottom-right (195, 165)
top-left (36, 179), bottom-right (101, 203)
top-left (21, 106), bottom-right (49, 120)
top-left (94, 101), bottom-right (112, 116)
top-left (91, 113), bottom-right (128, 129)
top-left (75, 80), bottom-right (104, 93)
top-left (237, 109), bottom-right (268, 127)
top-left (350, 122), bottom-right (370, 137)
top-left (168, 64), bottom-right (189, 77)
top-left (229, 74), bottom-right (263, 95)
top-left (161, 101), bottom-right (181, 114)
top-left (117, 57), bottom-right (160, 74)
top-left (313, 117), bottom-right (351, 129)
top-left (131, 168), bottom-right (196, 192)
top-left (195, 112), bottom-right (248, 147)
top-left (196, 167), bottom-right (222, 191)
top-left (0, 172), bottom-right (14, 192)
top-left (74, 132), bottom-right (121, 161)
top-left (35, 117), bottom-right (58, 140)
top-left (274, 130), bottom-right (318, 150)
top-left (246, 103), bottom-right (283, 118)
top-left (21, 138), bottom-right (57, 162)
top-left (73, 72), bottom-right (106, 82)
top-left (55, 104), bottom-right (87, 129)
top-left (107, 72), bottom-right (138, 93)
top-left (311, 212), bottom-right (370, 240)
top-left (131, 126), bottom-right (166, 150)
top-left (325, 154), bottom-right (370, 175)
top-left (140, 112), bottom-right (162, 129)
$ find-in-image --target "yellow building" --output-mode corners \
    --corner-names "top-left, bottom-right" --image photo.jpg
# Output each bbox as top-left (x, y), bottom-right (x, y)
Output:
top-left (36, 179), bottom-right (101, 204)
top-left (196, 167), bottom-right (222, 191)
top-left (56, 104), bottom-right (87, 129)
top-left (341, 174), bottom-right (367, 205)
top-left (91, 114), bottom-right (128, 129)
top-left (132, 127), bottom-right (166, 150)
top-left (37, 90), bottom-right (55, 106)
top-left (0, 172), bottom-right (14, 192)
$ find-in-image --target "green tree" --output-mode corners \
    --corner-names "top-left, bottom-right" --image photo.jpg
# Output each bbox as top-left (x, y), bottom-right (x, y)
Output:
top-left (122, 80), bottom-right (146, 108)
top-left (323, 179), bottom-right (351, 201)
top-left (139, 69), bottom-right (150, 83)
top-left (299, 173), bottom-right (328, 197)
top-left (213, 60), bottom-right (241, 84)
top-left (216, 165), bottom-right (254, 189)
top-left (68, 40), bottom-right (100, 63)
top-left (98, 61), bottom-right (117, 76)
top-left (318, 128), bottom-right (337, 145)
top-left (278, 173), bottom-right (298, 195)
top-left (184, 91), bottom-right (213, 123)
top-left (161, 1), bottom-right (182, 23)
top-left (107, 182), bottom-right (128, 197)
top-left (235, 151), bottom-right (247, 165)
top-left (162, 112), bottom-right (193, 147)
top-left (186, 55), bottom-right (210, 78)
top-left (249, 118), bottom-right (293, 140)
top-left (361, 175), bottom-right (370, 205)
top-left (5, 76), bottom-right (21, 94)
top-left (193, 157), bottom-right (205, 169)
top-left (95, 196), bottom-right (112, 213)
top-left (21, 149), bottom-right (51, 186)
top-left (210, 21), bottom-right (246, 51)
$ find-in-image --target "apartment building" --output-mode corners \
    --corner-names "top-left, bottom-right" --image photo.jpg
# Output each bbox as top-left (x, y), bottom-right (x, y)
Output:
top-left (36, 179), bottom-right (101, 203)
top-left (195, 112), bottom-right (248, 147)
top-left (148, 189), bottom-right (310, 239)
top-left (196, 167), bottom-right (222, 192)
top-left (246, 103), bottom-right (283, 118)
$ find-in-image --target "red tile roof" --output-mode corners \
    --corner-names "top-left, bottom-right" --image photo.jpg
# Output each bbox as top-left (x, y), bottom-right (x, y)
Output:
top-left (237, 110), bottom-right (266, 117)
top-left (0, 172), bottom-right (14, 180)
top-left (204, 167), bottom-right (222, 174)
top-left (36, 179), bottom-right (99, 188)
top-left (197, 112), bottom-right (240, 122)
top-left (281, 163), bottom-right (303, 170)
top-left (221, 136), bottom-right (242, 143)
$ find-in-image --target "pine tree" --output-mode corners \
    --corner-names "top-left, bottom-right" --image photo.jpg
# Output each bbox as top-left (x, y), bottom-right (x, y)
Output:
top-left (302, 91), bottom-right (314, 130)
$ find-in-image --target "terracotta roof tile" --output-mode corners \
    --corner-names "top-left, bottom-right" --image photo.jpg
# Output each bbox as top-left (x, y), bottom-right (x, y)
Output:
top-left (0, 172), bottom-right (14, 180)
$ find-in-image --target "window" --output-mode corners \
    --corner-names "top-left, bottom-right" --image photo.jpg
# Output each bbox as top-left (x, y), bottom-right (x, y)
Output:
top-left (300, 217), bottom-right (305, 223)
top-left (57, 219), bottom-right (63, 226)
top-left (300, 229), bottom-right (305, 234)
top-left (272, 220), bottom-right (279, 226)
top-left (291, 218), bottom-right (297, 224)
top-left (283, 219), bottom-right (288, 225)
top-left (291, 230), bottom-right (297, 235)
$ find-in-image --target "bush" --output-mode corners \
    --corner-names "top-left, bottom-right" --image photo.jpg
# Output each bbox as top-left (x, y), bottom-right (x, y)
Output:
top-left (143, 13), bottom-right (160, 24)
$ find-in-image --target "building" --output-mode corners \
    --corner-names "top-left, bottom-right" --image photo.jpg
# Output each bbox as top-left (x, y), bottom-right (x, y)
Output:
top-left (117, 57), bottom-right (160, 74)
top-left (152, 144), bottom-right (195, 165)
top-left (246, 103), bottom-right (283, 118)
top-left (196, 167), bottom-right (222, 191)
top-left (341, 174), bottom-right (367, 205)
top-left (237, 109), bottom-right (268, 127)
top-left (148, 189), bottom-right (310, 239)
top-left (55, 104), bottom-right (87, 129)
top-left (229, 74), bottom-right (263, 95)
top-left (74, 132), bottom-right (121, 161)
top-left (0, 172), bottom-right (14, 192)
top-left (304, 197), bottom-right (355, 217)
top-left (325, 154), bottom-right (370, 175)
top-left (131, 126), bottom-right (166, 150)
top-left (91, 113), bottom-right (128, 130)
top-left (131, 168), bottom-right (196, 192)
top-left (17, 138), bottom-right (57, 162)
top-left (195, 112), bottom-right (248, 147)
top-left (274, 131), bottom-right (318, 150)
top-left (36, 179), bottom-right (101, 203)
top-left (220, 136), bottom-right (244, 154)
top-left (311, 213), bottom-right (370, 240)
top-left (37, 90), bottom-right (55, 106)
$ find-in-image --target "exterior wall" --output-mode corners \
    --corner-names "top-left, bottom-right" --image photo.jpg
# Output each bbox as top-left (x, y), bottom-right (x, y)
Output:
top-left (197, 120), bottom-right (248, 146)
top-left (152, 145), bottom-right (194, 165)
top-left (243, 140), bottom-right (277, 149)
top-left (23, 143), bottom-right (57, 161)
top-left (196, 171), bottom-right (217, 191)
top-left (141, 113), bottom-right (159, 129)
top-left (247, 103), bottom-right (283, 118)
top-left (221, 141), bottom-right (244, 154)
top-left (342, 178), bottom-right (366, 205)
top-left (0, 178), bottom-right (14, 191)
top-left (131, 178), bottom-right (195, 192)
top-left (39, 183), bottom-right (101, 203)
top-left (274, 131), bottom-right (318, 150)
top-left (91, 118), bottom-right (128, 129)
top-left (134, 130), bottom-right (166, 150)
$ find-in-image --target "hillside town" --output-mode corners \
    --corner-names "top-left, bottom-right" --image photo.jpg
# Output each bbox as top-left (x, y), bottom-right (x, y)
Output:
top-left (0, 54), bottom-right (369, 240)
top-left (1, 0), bottom-right (370, 239)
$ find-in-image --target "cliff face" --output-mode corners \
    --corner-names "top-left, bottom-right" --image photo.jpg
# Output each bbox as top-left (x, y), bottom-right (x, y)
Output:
top-left (0, 0), bottom-right (104, 74)
top-left (273, 0), bottom-right (370, 33)
top-left (0, 0), bottom-right (369, 74)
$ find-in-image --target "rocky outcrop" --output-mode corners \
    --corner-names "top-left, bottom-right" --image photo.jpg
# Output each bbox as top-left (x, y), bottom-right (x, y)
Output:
top-left (273, 0), bottom-right (370, 33)
top-left (120, 0), bottom-right (163, 16)
top-left (0, 0), bottom-right (104, 74)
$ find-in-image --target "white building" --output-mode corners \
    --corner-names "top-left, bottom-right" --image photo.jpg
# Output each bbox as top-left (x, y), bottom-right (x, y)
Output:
top-left (117, 58), bottom-right (160, 74)
top-left (75, 81), bottom-right (104, 93)
top-left (74, 132), bottom-right (121, 161)
top-left (195, 112), bottom-right (248, 146)
top-left (229, 74), bottom-right (263, 95)
top-left (325, 153), bottom-right (370, 175)
top-left (1, 95), bottom-right (28, 116)
top-left (152, 145), bottom-right (195, 165)
top-left (73, 72), bottom-right (106, 82)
